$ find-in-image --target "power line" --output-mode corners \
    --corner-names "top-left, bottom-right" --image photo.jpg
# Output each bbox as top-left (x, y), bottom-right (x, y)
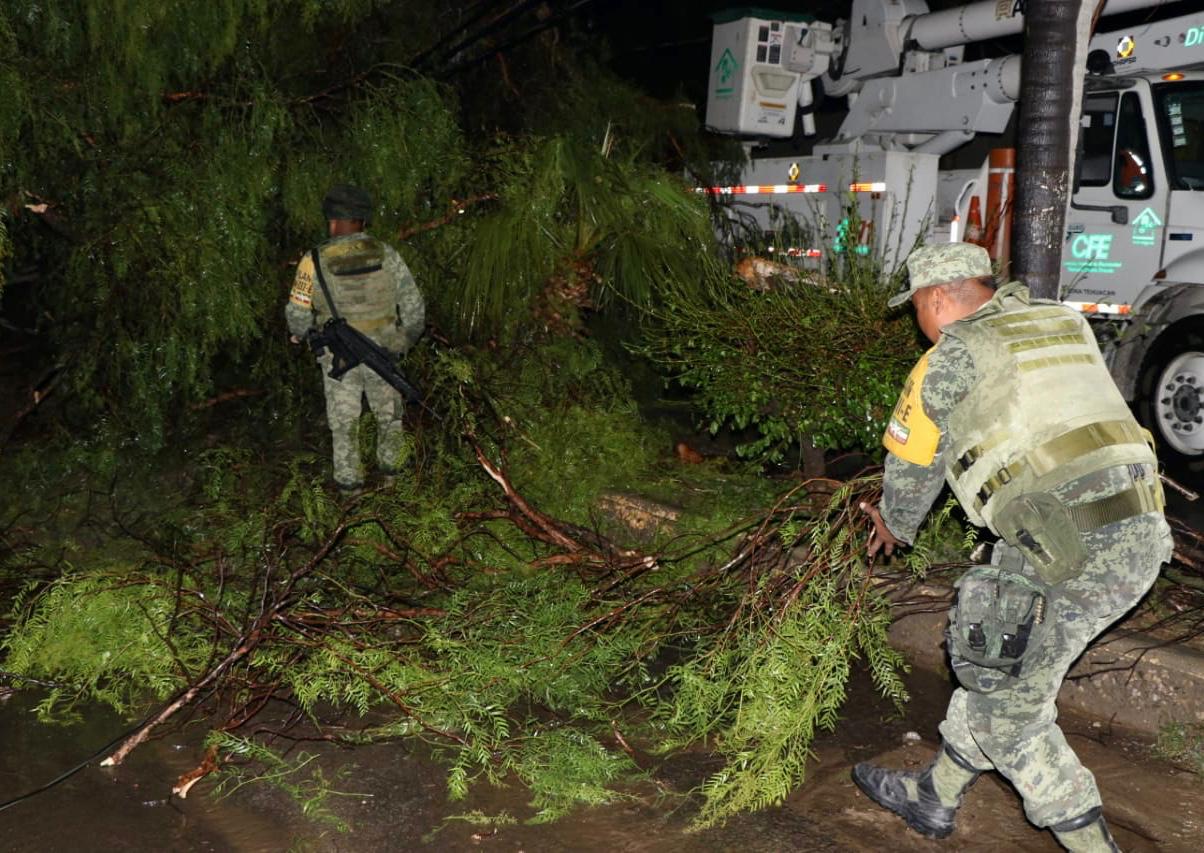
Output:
top-left (417, 0), bottom-right (549, 72)
top-left (0, 711), bottom-right (158, 813)
top-left (438, 0), bottom-right (608, 79)
top-left (409, 0), bottom-right (514, 70)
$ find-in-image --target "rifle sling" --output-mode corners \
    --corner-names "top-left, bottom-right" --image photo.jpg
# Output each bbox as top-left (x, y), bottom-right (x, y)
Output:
top-left (308, 246), bottom-right (428, 409)
top-left (310, 248), bottom-right (342, 322)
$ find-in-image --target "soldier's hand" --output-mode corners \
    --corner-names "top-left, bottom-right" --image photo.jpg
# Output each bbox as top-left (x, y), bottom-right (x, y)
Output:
top-left (289, 335), bottom-right (301, 344)
top-left (859, 501), bottom-right (902, 560)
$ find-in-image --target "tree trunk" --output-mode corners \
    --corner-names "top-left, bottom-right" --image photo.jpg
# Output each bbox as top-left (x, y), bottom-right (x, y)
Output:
top-left (1012, 0), bottom-right (1105, 299)
top-left (801, 437), bottom-right (826, 480)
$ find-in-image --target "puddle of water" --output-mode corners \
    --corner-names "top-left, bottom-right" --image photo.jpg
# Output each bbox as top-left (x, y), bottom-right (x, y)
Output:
top-left (0, 693), bottom-right (293, 851)
top-left (0, 672), bottom-right (939, 851)
top-left (1, 667), bottom-right (1198, 852)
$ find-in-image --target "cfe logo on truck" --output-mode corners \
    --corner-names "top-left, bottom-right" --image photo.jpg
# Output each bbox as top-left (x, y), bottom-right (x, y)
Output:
top-left (1132, 207), bottom-right (1163, 247)
top-left (1066, 233), bottom-right (1123, 274)
top-left (714, 49), bottom-right (739, 98)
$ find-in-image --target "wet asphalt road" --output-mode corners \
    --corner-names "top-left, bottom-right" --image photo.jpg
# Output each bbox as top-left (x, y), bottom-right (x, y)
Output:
top-left (3, 665), bottom-right (1202, 852)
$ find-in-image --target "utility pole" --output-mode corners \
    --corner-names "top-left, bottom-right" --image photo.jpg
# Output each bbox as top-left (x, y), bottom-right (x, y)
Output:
top-left (1012, 0), bottom-right (1105, 299)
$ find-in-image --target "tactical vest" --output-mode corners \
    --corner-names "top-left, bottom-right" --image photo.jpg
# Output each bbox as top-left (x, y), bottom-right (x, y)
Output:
top-left (942, 283), bottom-right (1157, 532)
top-left (312, 234), bottom-right (404, 352)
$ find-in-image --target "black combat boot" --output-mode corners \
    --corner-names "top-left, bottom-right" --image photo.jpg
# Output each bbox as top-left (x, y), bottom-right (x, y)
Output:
top-left (1050, 807), bottom-right (1121, 852)
top-left (851, 742), bottom-right (982, 839)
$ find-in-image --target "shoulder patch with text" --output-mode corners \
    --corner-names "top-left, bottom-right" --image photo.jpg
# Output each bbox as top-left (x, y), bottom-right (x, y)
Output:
top-left (289, 253), bottom-right (315, 308)
top-left (882, 351), bottom-right (941, 466)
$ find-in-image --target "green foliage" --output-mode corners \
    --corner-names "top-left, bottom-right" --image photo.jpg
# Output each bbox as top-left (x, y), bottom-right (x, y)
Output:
top-left (1156, 721), bottom-right (1204, 777)
top-left (6, 1), bottom-right (267, 132)
top-left (0, 1), bottom-right (471, 448)
top-left (515, 730), bottom-right (638, 823)
top-left (279, 77), bottom-right (468, 238)
top-left (423, 810), bottom-right (518, 844)
top-left (905, 495), bottom-right (979, 576)
top-left (640, 227), bottom-right (919, 462)
top-left (456, 336), bottom-right (778, 539)
top-left (0, 2), bottom-right (941, 835)
top-left (244, 569), bottom-right (652, 821)
top-left (490, 337), bottom-right (667, 522)
top-left (61, 126), bottom-right (279, 447)
top-left (455, 134), bottom-right (723, 339)
top-left (520, 58), bottom-right (742, 182)
top-left (0, 0), bottom-right (739, 450)
top-left (2, 331), bottom-right (919, 832)
top-left (208, 731), bottom-right (366, 832)
top-left (2, 573), bottom-right (207, 717)
top-left (657, 480), bottom-right (909, 827)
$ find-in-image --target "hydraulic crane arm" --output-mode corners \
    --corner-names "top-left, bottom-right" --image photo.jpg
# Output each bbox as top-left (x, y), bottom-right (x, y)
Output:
top-left (816, 0), bottom-right (1166, 90)
top-left (706, 0), bottom-right (1202, 148)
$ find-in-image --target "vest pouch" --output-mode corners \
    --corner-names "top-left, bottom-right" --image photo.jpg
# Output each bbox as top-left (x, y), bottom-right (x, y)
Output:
top-left (993, 492), bottom-right (1087, 585)
top-left (947, 565), bottom-right (1051, 693)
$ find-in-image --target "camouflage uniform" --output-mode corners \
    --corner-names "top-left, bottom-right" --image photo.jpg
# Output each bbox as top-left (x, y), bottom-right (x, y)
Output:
top-left (286, 231), bottom-right (425, 489)
top-left (861, 243), bottom-right (1171, 850)
top-left (880, 323), bottom-right (1171, 828)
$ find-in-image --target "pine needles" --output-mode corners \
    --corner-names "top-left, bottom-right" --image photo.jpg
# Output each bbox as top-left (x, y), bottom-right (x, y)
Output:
top-left (639, 226), bottom-right (919, 462)
top-left (454, 135), bottom-right (723, 339)
top-left (0, 340), bottom-right (960, 829)
top-left (1, 457), bottom-right (931, 828)
top-left (652, 480), bottom-right (910, 826)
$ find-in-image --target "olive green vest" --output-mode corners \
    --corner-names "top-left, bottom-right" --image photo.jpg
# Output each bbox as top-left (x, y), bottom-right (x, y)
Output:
top-left (942, 282), bottom-right (1156, 531)
top-left (312, 234), bottom-right (404, 351)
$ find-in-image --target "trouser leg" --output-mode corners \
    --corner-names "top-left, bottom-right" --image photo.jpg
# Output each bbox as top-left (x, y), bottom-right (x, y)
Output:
top-left (1052, 807), bottom-right (1122, 852)
top-left (960, 602), bottom-right (1102, 828)
top-left (938, 688), bottom-right (996, 772)
top-left (949, 521), bottom-right (1167, 829)
top-left (362, 367), bottom-right (406, 472)
top-left (322, 358), bottom-right (365, 488)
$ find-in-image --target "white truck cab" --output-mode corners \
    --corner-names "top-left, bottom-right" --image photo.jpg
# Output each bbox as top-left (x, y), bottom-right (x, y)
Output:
top-left (1070, 74), bottom-right (1204, 462)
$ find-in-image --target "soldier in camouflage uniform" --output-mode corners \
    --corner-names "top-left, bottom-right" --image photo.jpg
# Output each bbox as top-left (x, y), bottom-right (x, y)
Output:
top-left (286, 185), bottom-right (426, 492)
top-left (856, 243), bottom-right (1171, 852)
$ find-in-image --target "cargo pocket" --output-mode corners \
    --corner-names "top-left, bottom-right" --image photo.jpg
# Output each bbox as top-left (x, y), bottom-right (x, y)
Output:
top-left (947, 564), bottom-right (1053, 693)
top-left (993, 492), bottom-right (1087, 585)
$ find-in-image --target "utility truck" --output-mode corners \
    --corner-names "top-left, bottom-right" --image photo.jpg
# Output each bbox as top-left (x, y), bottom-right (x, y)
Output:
top-left (703, 0), bottom-right (1204, 469)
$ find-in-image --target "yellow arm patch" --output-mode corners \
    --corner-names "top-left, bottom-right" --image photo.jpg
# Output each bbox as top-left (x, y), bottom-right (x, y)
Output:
top-left (289, 253), bottom-right (315, 308)
top-left (882, 351), bottom-right (941, 466)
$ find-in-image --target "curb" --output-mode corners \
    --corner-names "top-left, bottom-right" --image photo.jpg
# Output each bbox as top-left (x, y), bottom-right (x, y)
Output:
top-left (887, 582), bottom-right (1204, 734)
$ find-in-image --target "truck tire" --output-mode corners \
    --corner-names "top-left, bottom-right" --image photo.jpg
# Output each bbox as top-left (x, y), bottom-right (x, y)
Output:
top-left (1137, 327), bottom-right (1204, 476)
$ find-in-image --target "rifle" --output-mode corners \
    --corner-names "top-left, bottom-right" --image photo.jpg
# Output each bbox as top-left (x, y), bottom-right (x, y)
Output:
top-left (306, 318), bottom-right (423, 403)
top-left (306, 248), bottom-right (438, 418)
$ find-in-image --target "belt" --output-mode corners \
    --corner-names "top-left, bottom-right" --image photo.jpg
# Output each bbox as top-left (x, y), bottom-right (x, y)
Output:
top-left (1066, 475), bottom-right (1164, 532)
top-left (968, 420), bottom-right (1152, 512)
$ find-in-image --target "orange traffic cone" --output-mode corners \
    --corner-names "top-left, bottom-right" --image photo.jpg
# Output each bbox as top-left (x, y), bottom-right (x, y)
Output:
top-left (965, 196), bottom-right (984, 245)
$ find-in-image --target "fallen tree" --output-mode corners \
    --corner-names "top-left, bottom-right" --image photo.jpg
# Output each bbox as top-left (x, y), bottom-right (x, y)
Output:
top-left (0, 338), bottom-right (950, 827)
top-left (4, 336), bottom-right (1203, 827)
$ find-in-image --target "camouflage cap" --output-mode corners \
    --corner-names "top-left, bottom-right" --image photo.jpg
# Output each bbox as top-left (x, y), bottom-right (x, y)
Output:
top-left (889, 242), bottom-right (992, 308)
top-left (322, 184), bottom-right (373, 223)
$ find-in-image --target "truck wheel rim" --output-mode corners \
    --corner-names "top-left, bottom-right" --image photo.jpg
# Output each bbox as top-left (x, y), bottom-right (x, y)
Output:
top-left (1155, 352), bottom-right (1204, 455)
